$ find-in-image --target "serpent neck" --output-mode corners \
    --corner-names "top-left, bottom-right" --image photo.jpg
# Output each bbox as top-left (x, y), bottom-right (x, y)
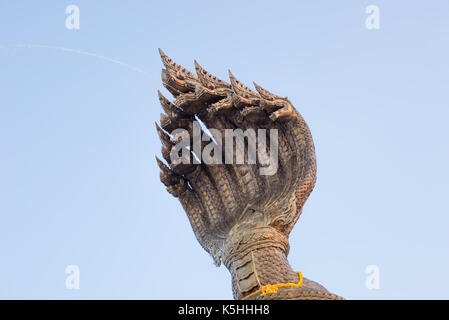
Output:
top-left (222, 226), bottom-right (298, 299)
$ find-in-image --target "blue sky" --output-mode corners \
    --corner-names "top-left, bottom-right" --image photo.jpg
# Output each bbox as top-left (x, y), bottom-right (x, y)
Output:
top-left (0, 0), bottom-right (448, 299)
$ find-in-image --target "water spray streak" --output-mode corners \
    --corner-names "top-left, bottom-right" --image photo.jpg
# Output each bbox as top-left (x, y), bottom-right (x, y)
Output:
top-left (0, 44), bottom-right (150, 76)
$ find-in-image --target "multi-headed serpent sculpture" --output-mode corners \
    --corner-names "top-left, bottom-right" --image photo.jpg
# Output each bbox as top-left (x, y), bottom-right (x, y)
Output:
top-left (155, 49), bottom-right (342, 300)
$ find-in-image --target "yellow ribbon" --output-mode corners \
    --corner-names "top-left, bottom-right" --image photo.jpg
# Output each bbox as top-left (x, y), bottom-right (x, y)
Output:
top-left (243, 271), bottom-right (303, 299)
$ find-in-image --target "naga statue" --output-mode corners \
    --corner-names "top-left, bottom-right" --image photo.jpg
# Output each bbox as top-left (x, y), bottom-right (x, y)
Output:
top-left (155, 49), bottom-right (343, 300)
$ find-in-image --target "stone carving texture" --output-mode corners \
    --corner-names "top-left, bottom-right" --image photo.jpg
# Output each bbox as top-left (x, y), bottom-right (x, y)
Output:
top-left (155, 49), bottom-right (342, 300)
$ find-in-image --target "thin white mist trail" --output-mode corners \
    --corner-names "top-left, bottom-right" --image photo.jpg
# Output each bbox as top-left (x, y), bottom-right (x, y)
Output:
top-left (0, 44), bottom-right (150, 76)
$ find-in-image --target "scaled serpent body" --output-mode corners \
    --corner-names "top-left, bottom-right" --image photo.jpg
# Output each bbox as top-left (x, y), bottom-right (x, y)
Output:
top-left (155, 49), bottom-right (342, 300)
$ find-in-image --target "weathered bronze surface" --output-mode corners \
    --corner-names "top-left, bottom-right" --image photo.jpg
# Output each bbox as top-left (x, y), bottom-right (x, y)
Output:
top-left (155, 49), bottom-right (342, 300)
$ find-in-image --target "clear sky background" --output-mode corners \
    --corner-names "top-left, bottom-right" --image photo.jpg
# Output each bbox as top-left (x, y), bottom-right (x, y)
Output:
top-left (0, 1), bottom-right (448, 299)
